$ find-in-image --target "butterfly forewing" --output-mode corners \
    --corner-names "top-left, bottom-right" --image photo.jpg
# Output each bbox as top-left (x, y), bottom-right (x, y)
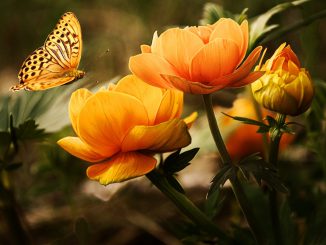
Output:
top-left (11, 12), bottom-right (84, 91)
top-left (44, 12), bottom-right (82, 69)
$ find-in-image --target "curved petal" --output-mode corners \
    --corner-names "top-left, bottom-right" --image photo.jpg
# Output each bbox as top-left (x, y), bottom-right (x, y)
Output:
top-left (239, 20), bottom-right (249, 64)
top-left (121, 118), bottom-right (191, 153)
top-left (190, 38), bottom-right (240, 82)
top-left (57, 137), bottom-right (107, 162)
top-left (209, 46), bottom-right (262, 87)
top-left (129, 53), bottom-right (177, 89)
top-left (183, 111), bottom-right (198, 128)
top-left (227, 71), bottom-right (265, 88)
top-left (154, 89), bottom-right (183, 124)
top-left (87, 152), bottom-right (156, 185)
top-left (210, 18), bottom-right (244, 53)
top-left (161, 74), bottom-right (225, 94)
top-left (152, 28), bottom-right (204, 79)
top-left (69, 88), bottom-right (93, 134)
top-left (114, 75), bottom-right (163, 124)
top-left (78, 91), bottom-right (149, 157)
top-left (187, 26), bottom-right (212, 44)
top-left (141, 44), bottom-right (151, 53)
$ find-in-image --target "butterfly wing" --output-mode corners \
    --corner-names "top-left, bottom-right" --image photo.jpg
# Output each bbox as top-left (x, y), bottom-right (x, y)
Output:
top-left (11, 12), bottom-right (83, 91)
top-left (44, 12), bottom-right (82, 69)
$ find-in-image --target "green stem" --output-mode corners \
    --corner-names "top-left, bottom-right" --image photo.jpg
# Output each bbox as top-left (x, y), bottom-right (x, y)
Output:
top-left (268, 114), bottom-right (286, 245)
top-left (202, 94), bottom-right (267, 244)
top-left (146, 169), bottom-right (234, 244)
top-left (202, 94), bottom-right (231, 166)
top-left (0, 171), bottom-right (31, 244)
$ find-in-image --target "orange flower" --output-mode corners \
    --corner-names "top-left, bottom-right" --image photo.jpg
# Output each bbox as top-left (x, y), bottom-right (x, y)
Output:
top-left (251, 43), bottom-right (314, 116)
top-left (58, 75), bottom-right (196, 185)
top-left (129, 18), bottom-right (263, 94)
top-left (220, 98), bottom-right (294, 160)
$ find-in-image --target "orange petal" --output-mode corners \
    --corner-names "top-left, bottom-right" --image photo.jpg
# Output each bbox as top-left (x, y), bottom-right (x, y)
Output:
top-left (183, 111), bottom-right (198, 128)
top-left (239, 20), bottom-right (249, 64)
top-left (121, 118), bottom-right (191, 153)
top-left (87, 152), bottom-right (157, 185)
top-left (129, 53), bottom-right (177, 89)
top-left (114, 75), bottom-right (163, 124)
top-left (78, 91), bottom-right (149, 157)
top-left (190, 38), bottom-right (240, 82)
top-left (210, 46), bottom-right (262, 87)
top-left (141, 44), bottom-right (151, 53)
top-left (57, 137), bottom-right (107, 162)
top-left (154, 89), bottom-right (183, 124)
top-left (69, 88), bottom-right (93, 134)
top-left (151, 28), bottom-right (204, 79)
top-left (227, 71), bottom-right (265, 88)
top-left (161, 74), bottom-right (225, 94)
top-left (210, 18), bottom-right (244, 55)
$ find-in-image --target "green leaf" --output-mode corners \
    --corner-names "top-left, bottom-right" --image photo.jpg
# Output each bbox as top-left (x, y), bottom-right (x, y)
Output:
top-left (265, 115), bottom-right (277, 127)
top-left (166, 175), bottom-right (185, 194)
top-left (222, 112), bottom-right (270, 133)
top-left (238, 154), bottom-right (288, 193)
top-left (249, 0), bottom-right (310, 49)
top-left (15, 119), bottom-right (47, 140)
top-left (162, 148), bottom-right (199, 174)
top-left (204, 187), bottom-right (225, 219)
top-left (208, 165), bottom-right (233, 197)
top-left (74, 217), bottom-right (91, 245)
top-left (0, 132), bottom-right (11, 158)
top-left (200, 3), bottom-right (248, 25)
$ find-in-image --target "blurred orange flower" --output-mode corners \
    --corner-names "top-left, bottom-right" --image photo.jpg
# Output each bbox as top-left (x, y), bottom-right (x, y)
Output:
top-left (220, 98), bottom-right (294, 160)
top-left (58, 75), bottom-right (196, 185)
top-left (129, 18), bottom-right (263, 94)
top-left (251, 43), bottom-right (314, 116)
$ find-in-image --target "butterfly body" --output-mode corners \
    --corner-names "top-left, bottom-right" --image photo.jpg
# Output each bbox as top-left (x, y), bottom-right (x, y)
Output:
top-left (11, 12), bottom-right (84, 91)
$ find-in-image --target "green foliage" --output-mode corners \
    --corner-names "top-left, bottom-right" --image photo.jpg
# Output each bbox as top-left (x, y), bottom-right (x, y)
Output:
top-left (238, 153), bottom-right (288, 193)
top-left (249, 0), bottom-right (310, 49)
top-left (161, 148), bottom-right (199, 174)
top-left (159, 148), bottom-right (200, 194)
top-left (200, 2), bottom-right (248, 25)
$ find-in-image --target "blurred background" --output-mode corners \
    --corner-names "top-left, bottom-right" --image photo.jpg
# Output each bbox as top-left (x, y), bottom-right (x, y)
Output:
top-left (0, 0), bottom-right (325, 244)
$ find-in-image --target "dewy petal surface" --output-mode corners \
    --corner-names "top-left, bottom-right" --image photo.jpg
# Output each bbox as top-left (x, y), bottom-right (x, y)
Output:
top-left (86, 152), bottom-right (157, 185)
top-left (190, 38), bottom-right (240, 82)
top-left (78, 91), bottom-right (149, 157)
top-left (69, 88), bottom-right (93, 134)
top-left (58, 137), bottom-right (107, 162)
top-left (129, 53), bottom-right (177, 89)
top-left (114, 75), bottom-right (163, 124)
top-left (151, 28), bottom-right (204, 79)
top-left (121, 119), bottom-right (191, 153)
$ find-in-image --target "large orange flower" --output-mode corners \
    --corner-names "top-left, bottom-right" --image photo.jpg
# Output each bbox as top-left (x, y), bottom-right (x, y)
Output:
top-left (58, 75), bottom-right (196, 185)
top-left (129, 18), bottom-right (263, 94)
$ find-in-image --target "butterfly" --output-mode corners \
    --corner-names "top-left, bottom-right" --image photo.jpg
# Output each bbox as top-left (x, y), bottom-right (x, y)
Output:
top-left (11, 12), bottom-right (85, 91)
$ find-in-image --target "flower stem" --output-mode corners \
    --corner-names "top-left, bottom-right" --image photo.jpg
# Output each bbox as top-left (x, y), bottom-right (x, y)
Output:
top-left (202, 94), bottom-right (231, 166)
top-left (202, 94), bottom-right (267, 245)
top-left (268, 113), bottom-right (286, 245)
top-left (146, 169), bottom-right (234, 244)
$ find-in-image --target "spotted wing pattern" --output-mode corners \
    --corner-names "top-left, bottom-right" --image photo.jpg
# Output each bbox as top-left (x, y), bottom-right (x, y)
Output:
top-left (11, 12), bottom-right (84, 91)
